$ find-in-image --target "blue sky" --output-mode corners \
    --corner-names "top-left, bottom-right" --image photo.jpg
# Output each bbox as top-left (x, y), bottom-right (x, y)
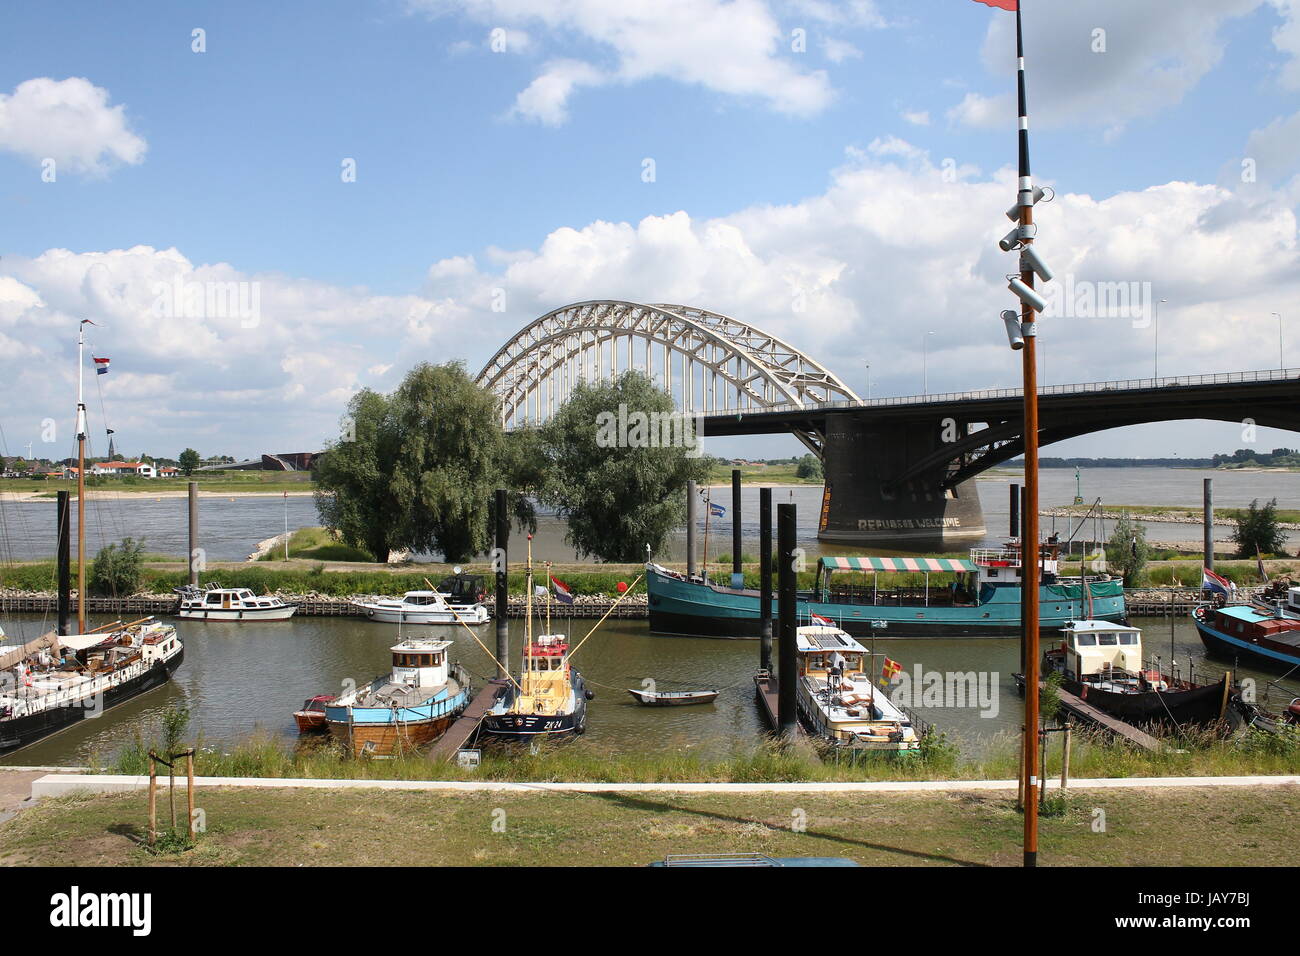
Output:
top-left (1, 0), bottom-right (1299, 463)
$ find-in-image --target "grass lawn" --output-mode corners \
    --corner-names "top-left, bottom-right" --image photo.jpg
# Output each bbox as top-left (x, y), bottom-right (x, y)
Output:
top-left (706, 463), bottom-right (823, 485)
top-left (1, 785), bottom-right (1294, 867)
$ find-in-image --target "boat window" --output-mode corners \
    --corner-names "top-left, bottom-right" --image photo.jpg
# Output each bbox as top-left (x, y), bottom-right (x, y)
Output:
top-left (205, 593), bottom-right (222, 604)
top-left (1074, 634), bottom-right (1097, 647)
top-left (1098, 633), bottom-right (1118, 646)
top-left (1118, 633), bottom-right (1137, 645)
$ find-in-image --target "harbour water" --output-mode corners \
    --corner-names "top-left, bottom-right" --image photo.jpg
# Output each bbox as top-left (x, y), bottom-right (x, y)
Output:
top-left (1, 467), bottom-right (1297, 564)
top-left (3, 611), bottom-right (1295, 768)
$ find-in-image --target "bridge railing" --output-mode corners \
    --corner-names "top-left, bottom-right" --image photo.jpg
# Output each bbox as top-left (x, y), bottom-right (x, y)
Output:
top-left (703, 367), bottom-right (1300, 417)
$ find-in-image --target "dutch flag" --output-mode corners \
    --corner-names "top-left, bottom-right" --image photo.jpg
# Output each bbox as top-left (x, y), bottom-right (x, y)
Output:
top-left (1202, 567), bottom-right (1236, 597)
top-left (550, 575), bottom-right (574, 605)
top-left (810, 612), bottom-right (835, 626)
top-left (92, 356), bottom-right (110, 375)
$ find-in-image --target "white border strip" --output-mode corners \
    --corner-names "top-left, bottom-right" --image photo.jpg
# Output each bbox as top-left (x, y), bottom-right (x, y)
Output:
top-left (28, 773), bottom-right (1300, 799)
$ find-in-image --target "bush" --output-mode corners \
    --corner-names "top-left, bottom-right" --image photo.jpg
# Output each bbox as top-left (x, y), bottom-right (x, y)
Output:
top-left (1231, 498), bottom-right (1287, 558)
top-left (89, 537), bottom-right (146, 596)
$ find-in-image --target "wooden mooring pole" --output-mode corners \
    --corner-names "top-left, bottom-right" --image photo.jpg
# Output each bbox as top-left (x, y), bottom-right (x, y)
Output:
top-left (494, 489), bottom-right (509, 680)
top-left (759, 486), bottom-right (773, 674)
top-left (188, 481), bottom-right (199, 586)
top-left (776, 502), bottom-right (798, 739)
top-left (731, 469), bottom-right (743, 588)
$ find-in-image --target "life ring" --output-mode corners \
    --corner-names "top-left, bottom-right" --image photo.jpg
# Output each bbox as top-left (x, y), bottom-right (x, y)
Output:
top-left (1193, 604), bottom-right (1210, 622)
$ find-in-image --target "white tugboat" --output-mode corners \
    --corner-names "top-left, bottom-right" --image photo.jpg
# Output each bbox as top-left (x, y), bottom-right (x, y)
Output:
top-left (795, 624), bottom-right (922, 752)
top-left (174, 584), bottom-right (298, 621)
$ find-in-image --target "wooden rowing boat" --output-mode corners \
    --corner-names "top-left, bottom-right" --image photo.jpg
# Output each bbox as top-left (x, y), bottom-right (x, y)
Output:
top-left (626, 688), bottom-right (718, 706)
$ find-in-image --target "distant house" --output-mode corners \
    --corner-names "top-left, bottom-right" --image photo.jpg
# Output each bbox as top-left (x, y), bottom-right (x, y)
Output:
top-left (90, 461), bottom-right (156, 478)
top-left (157, 466), bottom-right (180, 478)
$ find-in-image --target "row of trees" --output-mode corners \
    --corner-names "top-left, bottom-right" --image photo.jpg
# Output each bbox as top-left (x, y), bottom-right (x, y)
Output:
top-left (314, 363), bottom-right (712, 563)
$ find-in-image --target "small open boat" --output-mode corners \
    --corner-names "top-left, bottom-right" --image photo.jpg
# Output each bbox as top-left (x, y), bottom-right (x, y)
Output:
top-left (627, 688), bottom-right (718, 706)
top-left (293, 694), bottom-right (333, 734)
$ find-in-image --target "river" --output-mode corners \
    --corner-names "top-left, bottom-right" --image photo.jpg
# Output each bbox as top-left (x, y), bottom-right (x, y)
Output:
top-left (0, 467), bottom-right (1297, 564)
top-left (2, 612), bottom-right (1296, 768)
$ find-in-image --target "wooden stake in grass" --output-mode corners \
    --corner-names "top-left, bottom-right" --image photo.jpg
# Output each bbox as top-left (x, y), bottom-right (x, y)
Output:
top-left (1061, 723), bottom-right (1072, 793)
top-left (147, 751), bottom-right (157, 848)
top-left (186, 749), bottom-right (196, 843)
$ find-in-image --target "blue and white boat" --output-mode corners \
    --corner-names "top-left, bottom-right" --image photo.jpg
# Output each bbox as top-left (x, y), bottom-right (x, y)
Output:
top-left (647, 543), bottom-right (1126, 639)
top-left (325, 638), bottom-right (471, 756)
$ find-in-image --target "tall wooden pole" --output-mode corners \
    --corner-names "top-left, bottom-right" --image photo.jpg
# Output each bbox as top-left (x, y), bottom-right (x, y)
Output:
top-left (759, 486), bottom-right (773, 673)
top-left (1203, 478), bottom-right (1214, 571)
top-left (188, 481), bottom-right (199, 586)
top-left (686, 479), bottom-right (698, 578)
top-left (776, 503), bottom-right (798, 738)
top-left (731, 469), bottom-right (743, 588)
top-left (1015, 1), bottom-right (1041, 868)
top-left (56, 490), bottom-right (71, 637)
top-left (75, 322), bottom-right (88, 634)
top-left (495, 489), bottom-right (509, 679)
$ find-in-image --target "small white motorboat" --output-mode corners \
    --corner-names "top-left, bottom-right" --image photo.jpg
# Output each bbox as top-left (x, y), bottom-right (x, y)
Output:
top-left (352, 589), bottom-right (490, 625)
top-left (174, 584), bottom-right (298, 621)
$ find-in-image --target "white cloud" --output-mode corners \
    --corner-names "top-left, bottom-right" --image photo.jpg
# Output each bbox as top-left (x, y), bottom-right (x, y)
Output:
top-left (409, 0), bottom-right (838, 122)
top-left (822, 38), bottom-right (861, 64)
top-left (510, 59), bottom-right (603, 126)
top-left (900, 109), bottom-right (930, 127)
top-left (951, 0), bottom-right (1263, 135)
top-left (0, 77), bottom-right (146, 176)
top-left (6, 138), bottom-right (1298, 457)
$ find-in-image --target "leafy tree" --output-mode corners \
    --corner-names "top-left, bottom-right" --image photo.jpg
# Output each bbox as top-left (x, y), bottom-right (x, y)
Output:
top-left (90, 537), bottom-right (146, 596)
top-left (1232, 498), bottom-right (1287, 558)
top-left (314, 388), bottom-right (403, 562)
top-left (314, 363), bottom-right (509, 563)
top-left (539, 371), bottom-right (711, 562)
top-left (178, 449), bottom-right (200, 476)
top-left (795, 453), bottom-right (824, 480)
top-left (387, 362), bottom-right (505, 562)
top-left (1104, 514), bottom-right (1149, 587)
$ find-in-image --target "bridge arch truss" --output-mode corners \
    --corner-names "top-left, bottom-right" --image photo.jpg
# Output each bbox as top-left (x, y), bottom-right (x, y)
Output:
top-left (475, 301), bottom-right (860, 444)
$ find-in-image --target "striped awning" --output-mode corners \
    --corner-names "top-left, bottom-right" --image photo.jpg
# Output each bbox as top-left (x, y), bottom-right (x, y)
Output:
top-left (819, 556), bottom-right (975, 573)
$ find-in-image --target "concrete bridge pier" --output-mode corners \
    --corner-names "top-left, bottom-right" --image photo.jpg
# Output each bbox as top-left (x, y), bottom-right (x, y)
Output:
top-left (817, 411), bottom-right (987, 551)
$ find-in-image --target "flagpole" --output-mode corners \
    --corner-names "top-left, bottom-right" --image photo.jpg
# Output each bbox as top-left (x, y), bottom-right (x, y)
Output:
top-left (1012, 0), bottom-right (1042, 870)
top-left (76, 321), bottom-right (88, 633)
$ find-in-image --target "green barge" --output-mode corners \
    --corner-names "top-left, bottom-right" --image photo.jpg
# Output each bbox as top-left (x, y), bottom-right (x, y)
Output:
top-left (646, 546), bottom-right (1126, 639)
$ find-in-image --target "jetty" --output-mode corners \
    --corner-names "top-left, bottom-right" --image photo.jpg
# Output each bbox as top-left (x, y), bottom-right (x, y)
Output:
top-left (429, 678), bottom-right (508, 761)
top-left (1048, 683), bottom-right (1163, 752)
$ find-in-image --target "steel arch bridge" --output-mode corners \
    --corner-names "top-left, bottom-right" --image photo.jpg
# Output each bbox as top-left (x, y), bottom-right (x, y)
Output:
top-left (475, 300), bottom-right (860, 451)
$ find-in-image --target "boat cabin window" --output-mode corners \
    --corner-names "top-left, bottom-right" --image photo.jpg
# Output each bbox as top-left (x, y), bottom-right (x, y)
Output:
top-left (1098, 633), bottom-right (1118, 646)
top-left (394, 652), bottom-right (442, 667)
top-left (205, 593), bottom-right (222, 604)
top-left (1118, 633), bottom-right (1137, 645)
top-left (1074, 634), bottom-right (1097, 646)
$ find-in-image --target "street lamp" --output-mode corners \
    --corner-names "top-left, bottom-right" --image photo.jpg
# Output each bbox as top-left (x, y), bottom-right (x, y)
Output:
top-left (1154, 297), bottom-right (1166, 379)
top-left (1273, 312), bottom-right (1284, 370)
top-left (864, 361), bottom-right (871, 400)
top-left (922, 331), bottom-right (935, 395)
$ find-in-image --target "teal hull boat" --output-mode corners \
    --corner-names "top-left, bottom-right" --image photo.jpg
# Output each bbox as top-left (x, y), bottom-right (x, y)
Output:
top-left (646, 550), bottom-right (1126, 639)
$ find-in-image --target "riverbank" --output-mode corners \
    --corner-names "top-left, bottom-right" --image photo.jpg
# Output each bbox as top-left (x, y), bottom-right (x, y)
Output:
top-left (2, 782), bottom-right (1294, 866)
top-left (1046, 503), bottom-right (1300, 528)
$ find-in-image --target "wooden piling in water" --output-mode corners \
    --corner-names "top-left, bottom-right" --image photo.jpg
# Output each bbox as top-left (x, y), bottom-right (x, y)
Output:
top-left (776, 502), bottom-right (798, 739)
top-left (759, 486), bottom-right (773, 674)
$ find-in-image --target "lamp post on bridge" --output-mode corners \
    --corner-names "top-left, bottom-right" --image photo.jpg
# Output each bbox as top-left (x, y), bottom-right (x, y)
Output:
top-left (864, 362), bottom-right (871, 400)
top-left (1273, 312), bottom-right (1284, 370)
top-left (1153, 297), bottom-right (1166, 379)
top-left (922, 331), bottom-right (935, 396)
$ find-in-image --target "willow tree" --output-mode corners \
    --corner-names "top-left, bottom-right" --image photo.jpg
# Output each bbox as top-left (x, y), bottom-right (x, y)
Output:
top-left (539, 371), bottom-right (711, 562)
top-left (314, 362), bottom-right (519, 563)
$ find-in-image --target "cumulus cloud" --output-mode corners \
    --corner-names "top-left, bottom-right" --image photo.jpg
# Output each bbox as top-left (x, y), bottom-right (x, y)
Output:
top-left (951, 0), bottom-right (1264, 135)
top-left (5, 137), bottom-right (1298, 457)
top-left (0, 77), bottom-right (146, 176)
top-left (408, 0), bottom-right (842, 123)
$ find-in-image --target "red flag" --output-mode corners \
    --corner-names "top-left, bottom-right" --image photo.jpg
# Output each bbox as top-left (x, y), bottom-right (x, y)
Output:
top-left (972, 0), bottom-right (1017, 9)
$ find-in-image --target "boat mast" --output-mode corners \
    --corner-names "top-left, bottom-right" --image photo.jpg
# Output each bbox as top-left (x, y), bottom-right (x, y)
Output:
top-left (75, 320), bottom-right (88, 634)
top-left (524, 533), bottom-right (534, 697)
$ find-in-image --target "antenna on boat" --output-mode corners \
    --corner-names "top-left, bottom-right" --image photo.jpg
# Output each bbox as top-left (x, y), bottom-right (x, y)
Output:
top-left (525, 534), bottom-right (534, 697)
top-left (75, 319), bottom-right (93, 634)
